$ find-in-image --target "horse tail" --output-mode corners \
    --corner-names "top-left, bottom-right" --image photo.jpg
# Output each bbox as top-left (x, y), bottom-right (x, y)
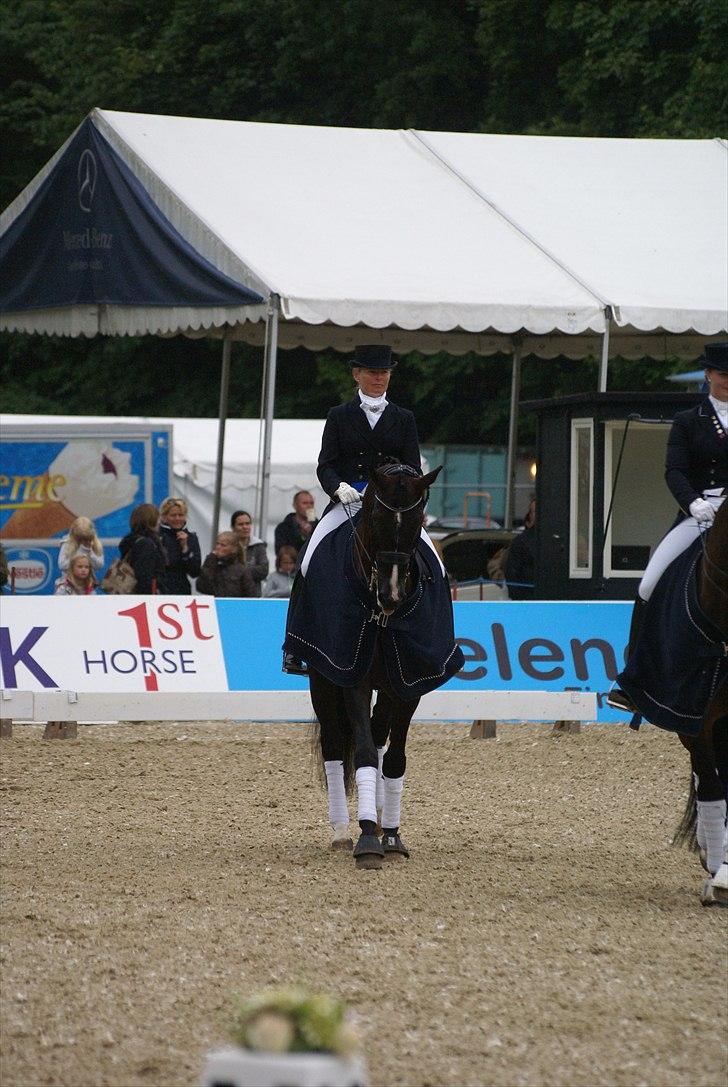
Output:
top-left (672, 773), bottom-right (699, 852)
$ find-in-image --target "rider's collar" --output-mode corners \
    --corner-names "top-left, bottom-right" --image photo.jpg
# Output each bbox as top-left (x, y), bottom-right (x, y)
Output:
top-left (358, 391), bottom-right (388, 411)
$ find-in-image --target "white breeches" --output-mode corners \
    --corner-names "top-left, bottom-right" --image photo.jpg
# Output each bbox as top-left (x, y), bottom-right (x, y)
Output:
top-left (638, 492), bottom-right (725, 602)
top-left (300, 496), bottom-right (444, 576)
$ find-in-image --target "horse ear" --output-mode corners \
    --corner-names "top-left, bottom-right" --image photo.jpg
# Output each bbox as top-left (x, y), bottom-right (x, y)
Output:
top-left (419, 466), bottom-right (442, 490)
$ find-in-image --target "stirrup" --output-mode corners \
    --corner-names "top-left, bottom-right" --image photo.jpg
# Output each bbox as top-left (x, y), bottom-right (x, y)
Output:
top-left (606, 689), bottom-right (637, 713)
top-left (282, 652), bottom-right (308, 676)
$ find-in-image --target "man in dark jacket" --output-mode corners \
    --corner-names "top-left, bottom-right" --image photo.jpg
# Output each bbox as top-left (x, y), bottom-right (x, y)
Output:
top-left (274, 490), bottom-right (319, 556)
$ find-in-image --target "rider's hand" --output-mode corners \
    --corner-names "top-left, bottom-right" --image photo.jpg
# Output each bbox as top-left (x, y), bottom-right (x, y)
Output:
top-left (335, 482), bottom-right (361, 505)
top-left (689, 497), bottom-right (715, 524)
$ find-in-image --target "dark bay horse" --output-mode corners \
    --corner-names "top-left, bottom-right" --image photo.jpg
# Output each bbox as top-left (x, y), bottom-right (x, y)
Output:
top-left (672, 496), bottom-right (728, 905)
top-left (293, 463), bottom-right (461, 870)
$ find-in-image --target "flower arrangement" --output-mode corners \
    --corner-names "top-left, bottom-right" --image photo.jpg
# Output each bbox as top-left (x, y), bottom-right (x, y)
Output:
top-left (231, 986), bottom-right (360, 1058)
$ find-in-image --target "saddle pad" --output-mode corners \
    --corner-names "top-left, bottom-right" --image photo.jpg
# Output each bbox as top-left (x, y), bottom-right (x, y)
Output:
top-left (284, 514), bottom-right (464, 699)
top-left (617, 538), bottom-right (727, 735)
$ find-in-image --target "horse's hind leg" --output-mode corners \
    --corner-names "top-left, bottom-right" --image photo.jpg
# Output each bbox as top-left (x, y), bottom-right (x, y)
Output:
top-left (681, 715), bottom-right (728, 906)
top-left (310, 669), bottom-right (352, 851)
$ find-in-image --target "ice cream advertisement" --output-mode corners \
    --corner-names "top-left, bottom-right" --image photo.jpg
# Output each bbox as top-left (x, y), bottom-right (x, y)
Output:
top-left (1, 425), bottom-right (172, 593)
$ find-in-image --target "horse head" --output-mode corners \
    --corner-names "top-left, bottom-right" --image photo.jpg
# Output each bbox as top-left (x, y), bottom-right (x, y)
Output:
top-left (700, 495), bottom-right (728, 636)
top-left (359, 463), bottom-right (442, 616)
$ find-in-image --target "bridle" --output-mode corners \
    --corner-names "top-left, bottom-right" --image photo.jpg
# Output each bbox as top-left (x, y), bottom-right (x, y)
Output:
top-left (345, 468), bottom-right (428, 617)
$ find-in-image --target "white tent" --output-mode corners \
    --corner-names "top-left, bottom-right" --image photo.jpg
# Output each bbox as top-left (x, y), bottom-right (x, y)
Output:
top-left (2, 110), bottom-right (726, 528)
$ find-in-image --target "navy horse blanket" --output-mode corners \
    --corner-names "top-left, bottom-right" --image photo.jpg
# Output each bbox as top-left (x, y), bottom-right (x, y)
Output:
top-left (617, 538), bottom-right (727, 735)
top-left (284, 516), bottom-right (464, 699)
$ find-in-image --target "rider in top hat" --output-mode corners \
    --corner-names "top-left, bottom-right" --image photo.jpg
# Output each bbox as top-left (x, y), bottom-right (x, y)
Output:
top-left (283, 343), bottom-right (422, 673)
top-left (608, 340), bottom-right (728, 712)
top-left (317, 343), bottom-right (421, 510)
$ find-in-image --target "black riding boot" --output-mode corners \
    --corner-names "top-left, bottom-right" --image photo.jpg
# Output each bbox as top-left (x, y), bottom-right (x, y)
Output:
top-left (606, 597), bottom-right (648, 712)
top-left (282, 572), bottom-right (308, 675)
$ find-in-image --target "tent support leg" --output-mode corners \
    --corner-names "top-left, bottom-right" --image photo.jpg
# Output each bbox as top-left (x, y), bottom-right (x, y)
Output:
top-left (503, 340), bottom-right (523, 530)
top-left (258, 295), bottom-right (280, 541)
top-left (211, 332), bottom-right (232, 549)
top-left (598, 308), bottom-right (612, 392)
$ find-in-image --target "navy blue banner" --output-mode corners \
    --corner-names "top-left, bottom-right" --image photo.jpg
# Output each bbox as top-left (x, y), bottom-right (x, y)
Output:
top-left (0, 118), bottom-right (263, 312)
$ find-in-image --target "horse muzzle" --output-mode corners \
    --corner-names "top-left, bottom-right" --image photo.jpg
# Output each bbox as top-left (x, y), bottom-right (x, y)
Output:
top-left (374, 551), bottom-right (411, 613)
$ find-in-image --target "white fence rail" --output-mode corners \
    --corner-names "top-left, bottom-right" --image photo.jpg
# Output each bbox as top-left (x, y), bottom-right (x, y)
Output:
top-left (0, 688), bottom-right (596, 724)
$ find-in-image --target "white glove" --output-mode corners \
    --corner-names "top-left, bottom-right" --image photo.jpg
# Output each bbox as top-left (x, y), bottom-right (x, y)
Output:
top-left (689, 497), bottom-right (715, 524)
top-left (335, 482), bottom-right (361, 505)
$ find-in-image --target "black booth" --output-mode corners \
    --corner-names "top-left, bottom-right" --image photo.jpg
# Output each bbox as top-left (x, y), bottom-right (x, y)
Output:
top-left (525, 392), bottom-right (702, 600)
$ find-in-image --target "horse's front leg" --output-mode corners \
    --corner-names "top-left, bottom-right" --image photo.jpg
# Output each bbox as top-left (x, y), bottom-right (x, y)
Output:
top-left (680, 716), bottom-right (728, 906)
top-left (379, 697), bottom-right (419, 859)
top-left (343, 681), bottom-right (384, 869)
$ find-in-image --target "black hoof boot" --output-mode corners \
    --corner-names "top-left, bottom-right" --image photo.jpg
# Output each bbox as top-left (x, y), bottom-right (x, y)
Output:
top-left (353, 833), bottom-right (384, 870)
top-left (382, 831), bottom-right (410, 859)
top-left (282, 651), bottom-right (308, 676)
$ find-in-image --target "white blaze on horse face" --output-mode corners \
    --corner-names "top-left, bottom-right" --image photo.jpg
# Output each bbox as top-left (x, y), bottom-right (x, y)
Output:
top-left (389, 563), bottom-right (399, 601)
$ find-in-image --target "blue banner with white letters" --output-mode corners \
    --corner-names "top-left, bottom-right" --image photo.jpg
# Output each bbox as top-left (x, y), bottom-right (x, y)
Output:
top-left (0, 597), bottom-right (629, 723)
top-left (0, 118), bottom-right (262, 312)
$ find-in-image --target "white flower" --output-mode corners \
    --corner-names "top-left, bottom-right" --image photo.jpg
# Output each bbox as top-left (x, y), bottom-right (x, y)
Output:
top-left (245, 1011), bottom-right (295, 1053)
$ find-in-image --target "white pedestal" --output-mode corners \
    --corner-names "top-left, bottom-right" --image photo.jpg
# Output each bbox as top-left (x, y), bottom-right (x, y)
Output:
top-left (201, 1046), bottom-right (368, 1087)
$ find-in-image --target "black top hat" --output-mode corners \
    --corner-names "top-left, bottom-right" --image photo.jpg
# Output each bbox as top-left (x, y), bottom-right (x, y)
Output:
top-left (350, 344), bottom-right (397, 370)
top-left (702, 341), bottom-right (728, 373)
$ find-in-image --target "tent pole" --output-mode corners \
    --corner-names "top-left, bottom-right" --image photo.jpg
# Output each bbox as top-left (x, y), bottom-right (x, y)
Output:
top-left (211, 331), bottom-right (232, 549)
top-left (503, 340), bottom-right (523, 530)
top-left (258, 294), bottom-right (280, 542)
top-left (598, 307), bottom-right (612, 392)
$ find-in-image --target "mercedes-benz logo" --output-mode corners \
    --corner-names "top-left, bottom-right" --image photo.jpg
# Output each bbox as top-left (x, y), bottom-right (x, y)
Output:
top-left (77, 149), bottom-right (97, 213)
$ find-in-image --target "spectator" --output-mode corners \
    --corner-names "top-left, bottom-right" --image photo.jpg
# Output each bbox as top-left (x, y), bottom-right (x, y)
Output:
top-left (230, 510), bottom-right (268, 597)
top-left (0, 543), bottom-right (9, 590)
top-left (505, 498), bottom-right (536, 600)
top-left (264, 545), bottom-right (298, 598)
top-left (58, 515), bottom-right (104, 573)
top-left (158, 497), bottom-right (201, 594)
top-left (117, 503), bottom-right (167, 594)
top-left (54, 553), bottom-right (98, 595)
top-left (197, 531), bottom-right (256, 597)
top-left (274, 490), bottom-right (319, 556)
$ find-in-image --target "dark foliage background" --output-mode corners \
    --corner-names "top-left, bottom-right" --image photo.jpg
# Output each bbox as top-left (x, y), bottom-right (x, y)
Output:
top-left (2, 0), bottom-right (726, 442)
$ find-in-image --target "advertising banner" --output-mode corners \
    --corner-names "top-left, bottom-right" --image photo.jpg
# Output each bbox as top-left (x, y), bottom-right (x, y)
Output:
top-left (0, 424), bottom-right (172, 594)
top-left (0, 597), bottom-right (630, 722)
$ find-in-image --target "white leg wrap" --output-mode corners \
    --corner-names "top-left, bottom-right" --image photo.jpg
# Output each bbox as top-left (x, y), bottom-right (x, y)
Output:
top-left (693, 775), bottom-right (706, 849)
top-left (381, 774), bottom-right (405, 830)
top-left (324, 760), bottom-right (349, 826)
top-left (697, 799), bottom-right (727, 876)
top-left (375, 747), bottom-right (386, 811)
top-left (355, 766), bottom-right (378, 824)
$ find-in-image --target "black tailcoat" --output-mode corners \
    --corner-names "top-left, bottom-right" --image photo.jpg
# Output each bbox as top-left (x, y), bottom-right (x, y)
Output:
top-left (664, 397), bottom-right (728, 519)
top-left (317, 399), bottom-right (421, 500)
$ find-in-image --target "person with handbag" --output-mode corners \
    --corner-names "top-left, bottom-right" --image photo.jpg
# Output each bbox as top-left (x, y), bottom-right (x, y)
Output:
top-left (115, 503), bottom-right (168, 594)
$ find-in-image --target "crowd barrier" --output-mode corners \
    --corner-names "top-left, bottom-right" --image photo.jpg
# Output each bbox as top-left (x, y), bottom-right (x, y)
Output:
top-left (0, 596), bottom-right (631, 724)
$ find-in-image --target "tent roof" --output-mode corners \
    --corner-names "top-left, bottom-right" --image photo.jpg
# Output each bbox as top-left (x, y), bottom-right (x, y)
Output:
top-left (2, 109), bottom-right (726, 358)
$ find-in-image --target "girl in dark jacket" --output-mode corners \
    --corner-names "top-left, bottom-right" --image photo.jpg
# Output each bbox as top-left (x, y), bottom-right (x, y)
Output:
top-left (118, 503), bottom-right (167, 594)
top-left (159, 497), bottom-right (201, 594)
top-left (197, 532), bottom-right (257, 597)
